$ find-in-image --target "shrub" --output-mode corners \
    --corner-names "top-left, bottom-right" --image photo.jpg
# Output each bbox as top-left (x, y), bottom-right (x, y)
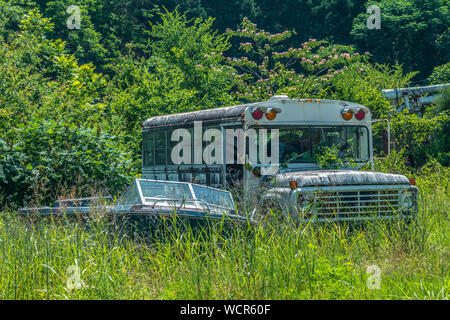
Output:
top-left (363, 148), bottom-right (412, 176)
top-left (0, 120), bottom-right (136, 207)
top-left (416, 158), bottom-right (450, 194)
top-left (390, 111), bottom-right (449, 167)
top-left (428, 62), bottom-right (450, 85)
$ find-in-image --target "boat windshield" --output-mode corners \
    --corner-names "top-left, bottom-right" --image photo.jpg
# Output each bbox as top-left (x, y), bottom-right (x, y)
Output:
top-left (117, 179), bottom-right (235, 212)
top-left (191, 185), bottom-right (235, 210)
top-left (139, 180), bottom-right (194, 200)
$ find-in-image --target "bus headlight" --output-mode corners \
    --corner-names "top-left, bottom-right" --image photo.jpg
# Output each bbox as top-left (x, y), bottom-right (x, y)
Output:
top-left (400, 191), bottom-right (415, 211)
top-left (298, 193), bottom-right (314, 212)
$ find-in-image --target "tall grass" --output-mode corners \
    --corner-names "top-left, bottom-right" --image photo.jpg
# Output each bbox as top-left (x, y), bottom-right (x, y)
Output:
top-left (0, 184), bottom-right (448, 299)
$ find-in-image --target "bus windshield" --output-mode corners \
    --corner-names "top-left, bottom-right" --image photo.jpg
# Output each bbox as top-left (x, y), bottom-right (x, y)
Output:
top-left (257, 126), bottom-right (370, 164)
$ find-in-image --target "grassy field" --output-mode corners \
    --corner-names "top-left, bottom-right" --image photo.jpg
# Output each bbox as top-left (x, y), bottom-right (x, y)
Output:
top-left (0, 180), bottom-right (448, 300)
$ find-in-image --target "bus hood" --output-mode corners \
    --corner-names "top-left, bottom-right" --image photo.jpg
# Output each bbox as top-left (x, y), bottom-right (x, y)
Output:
top-left (275, 170), bottom-right (410, 187)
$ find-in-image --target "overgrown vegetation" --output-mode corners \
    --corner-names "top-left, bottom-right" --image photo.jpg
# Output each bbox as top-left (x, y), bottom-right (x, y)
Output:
top-left (0, 174), bottom-right (448, 299)
top-left (0, 1), bottom-right (449, 300)
top-left (1, 4), bottom-right (448, 207)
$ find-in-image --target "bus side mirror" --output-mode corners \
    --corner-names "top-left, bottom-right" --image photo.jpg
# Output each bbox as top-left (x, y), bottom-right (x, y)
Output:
top-left (382, 129), bottom-right (389, 156)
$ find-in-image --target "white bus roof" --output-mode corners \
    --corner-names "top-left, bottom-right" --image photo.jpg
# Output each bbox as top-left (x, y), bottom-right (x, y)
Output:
top-left (142, 97), bottom-right (370, 130)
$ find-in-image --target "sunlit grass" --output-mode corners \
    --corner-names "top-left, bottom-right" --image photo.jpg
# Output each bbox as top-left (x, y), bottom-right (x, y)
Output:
top-left (0, 184), bottom-right (448, 299)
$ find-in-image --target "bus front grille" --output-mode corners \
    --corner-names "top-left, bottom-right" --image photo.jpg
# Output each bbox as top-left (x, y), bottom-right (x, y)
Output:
top-left (313, 190), bottom-right (401, 217)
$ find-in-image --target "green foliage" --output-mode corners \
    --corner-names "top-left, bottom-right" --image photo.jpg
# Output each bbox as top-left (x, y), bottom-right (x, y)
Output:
top-left (0, 9), bottom-right (61, 130)
top-left (102, 10), bottom-right (239, 158)
top-left (0, 3), bottom-right (449, 301)
top-left (310, 145), bottom-right (345, 170)
top-left (0, 0), bottom-right (37, 40)
top-left (204, 0), bottom-right (367, 49)
top-left (416, 159), bottom-right (450, 194)
top-left (106, 55), bottom-right (198, 157)
top-left (37, 0), bottom-right (209, 71)
top-left (145, 9), bottom-right (236, 109)
top-left (426, 103), bottom-right (450, 166)
top-left (363, 148), bottom-right (412, 175)
top-left (3, 0), bottom-right (444, 82)
top-left (226, 18), bottom-right (365, 101)
top-left (0, 8), bottom-right (109, 130)
top-left (0, 8), bottom-right (137, 207)
top-left (435, 86), bottom-right (450, 112)
top-left (390, 111), bottom-right (449, 167)
top-left (351, 0), bottom-right (449, 79)
top-left (40, 0), bottom-right (118, 69)
top-left (329, 63), bottom-right (417, 118)
top-left (428, 62), bottom-right (450, 85)
top-left (0, 120), bottom-right (136, 207)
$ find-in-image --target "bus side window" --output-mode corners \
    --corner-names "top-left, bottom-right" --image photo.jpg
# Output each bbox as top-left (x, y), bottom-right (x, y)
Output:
top-left (359, 127), bottom-right (369, 161)
top-left (155, 131), bottom-right (167, 165)
top-left (225, 128), bottom-right (244, 186)
top-left (143, 132), bottom-right (154, 166)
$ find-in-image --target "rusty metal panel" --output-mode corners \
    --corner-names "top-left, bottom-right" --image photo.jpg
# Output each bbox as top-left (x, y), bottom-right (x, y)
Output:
top-left (142, 103), bottom-right (255, 130)
top-left (276, 170), bottom-right (410, 187)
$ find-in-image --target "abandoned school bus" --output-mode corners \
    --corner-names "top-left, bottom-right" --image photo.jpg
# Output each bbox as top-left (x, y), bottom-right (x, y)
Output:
top-left (141, 95), bottom-right (418, 222)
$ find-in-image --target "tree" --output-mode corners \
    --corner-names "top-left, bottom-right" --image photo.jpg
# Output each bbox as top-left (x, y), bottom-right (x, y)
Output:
top-left (144, 8), bottom-right (237, 109)
top-left (225, 18), bottom-right (365, 101)
top-left (351, 0), bottom-right (449, 80)
top-left (0, 8), bottom-right (135, 206)
top-left (329, 63), bottom-right (416, 118)
top-left (0, 9), bottom-right (109, 132)
top-left (106, 55), bottom-right (198, 158)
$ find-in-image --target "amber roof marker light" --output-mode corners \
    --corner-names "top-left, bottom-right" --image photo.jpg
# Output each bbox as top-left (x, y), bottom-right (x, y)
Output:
top-left (265, 107), bottom-right (281, 120)
top-left (341, 107), bottom-right (353, 121)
